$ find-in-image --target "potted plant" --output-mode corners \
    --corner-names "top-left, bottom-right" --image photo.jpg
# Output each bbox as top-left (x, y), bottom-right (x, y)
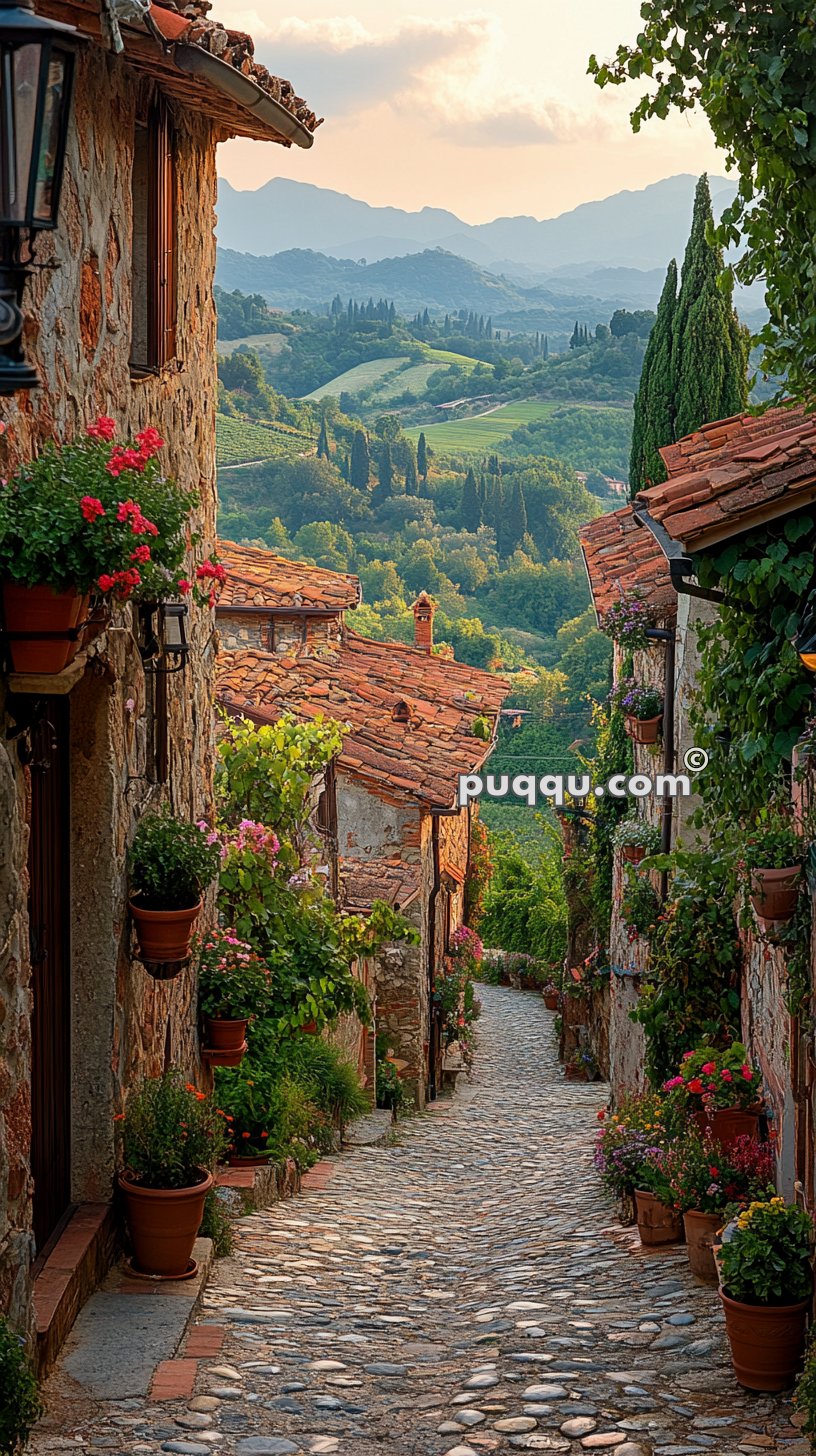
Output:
top-left (542, 979), bottom-right (560, 1011)
top-left (616, 679), bottom-right (664, 745)
top-left (663, 1042), bottom-right (762, 1146)
top-left (594, 1092), bottom-right (680, 1223)
top-left (565, 1046), bottom-right (599, 1082)
top-left (635, 1147), bottom-right (683, 1246)
top-left (129, 811), bottom-right (221, 973)
top-left (660, 1128), bottom-right (775, 1281)
top-left (743, 807), bottom-right (804, 925)
top-left (719, 1196), bottom-right (813, 1391)
top-left (0, 1315), bottom-right (41, 1455)
top-left (118, 1071), bottom-right (227, 1277)
top-left (198, 928), bottom-right (274, 1066)
top-left (613, 816), bottom-right (661, 866)
top-left (0, 419), bottom-right (217, 674)
top-left (601, 591), bottom-right (657, 652)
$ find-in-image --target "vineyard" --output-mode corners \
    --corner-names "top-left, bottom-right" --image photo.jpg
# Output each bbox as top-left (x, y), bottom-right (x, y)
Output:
top-left (216, 414), bottom-right (314, 468)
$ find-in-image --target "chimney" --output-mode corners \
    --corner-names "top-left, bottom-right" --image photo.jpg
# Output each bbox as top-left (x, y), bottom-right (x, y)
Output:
top-left (411, 592), bottom-right (436, 654)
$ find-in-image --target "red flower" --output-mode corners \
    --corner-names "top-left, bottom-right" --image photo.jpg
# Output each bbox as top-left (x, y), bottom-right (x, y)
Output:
top-left (701, 1062), bottom-right (716, 1075)
top-left (98, 574), bottom-right (115, 592)
top-left (709, 1166), bottom-right (719, 1178)
top-left (87, 416), bottom-right (116, 442)
top-left (81, 495), bottom-right (105, 522)
top-left (741, 1065), bottom-right (754, 1081)
top-left (178, 578), bottom-right (191, 594)
top-left (131, 544), bottom-right (151, 563)
top-left (135, 426), bottom-right (164, 457)
top-left (597, 1109), bottom-right (605, 1121)
top-left (687, 1078), bottom-right (704, 1095)
top-left (107, 445), bottom-right (147, 477)
top-left (721, 1068), bottom-right (733, 1082)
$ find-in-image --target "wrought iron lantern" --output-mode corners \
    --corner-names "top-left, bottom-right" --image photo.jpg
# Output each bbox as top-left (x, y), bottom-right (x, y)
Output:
top-left (139, 600), bottom-right (190, 674)
top-left (0, 0), bottom-right (77, 394)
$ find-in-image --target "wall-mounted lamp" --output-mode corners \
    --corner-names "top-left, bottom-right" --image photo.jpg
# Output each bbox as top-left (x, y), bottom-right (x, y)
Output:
top-left (0, 0), bottom-right (78, 394)
top-left (139, 601), bottom-right (189, 674)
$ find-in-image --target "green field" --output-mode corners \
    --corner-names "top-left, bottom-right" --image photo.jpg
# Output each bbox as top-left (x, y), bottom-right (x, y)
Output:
top-left (406, 400), bottom-right (556, 453)
top-left (216, 333), bottom-right (288, 357)
top-left (303, 357), bottom-right (405, 400)
top-left (216, 413), bottom-right (314, 467)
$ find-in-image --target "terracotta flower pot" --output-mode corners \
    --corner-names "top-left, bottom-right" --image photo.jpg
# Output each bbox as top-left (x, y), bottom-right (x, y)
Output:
top-left (129, 897), bottom-right (201, 970)
top-left (2, 582), bottom-right (90, 674)
top-left (634, 1189), bottom-right (683, 1246)
top-left (119, 1168), bottom-right (212, 1278)
top-left (749, 866), bottom-right (802, 924)
top-left (543, 991), bottom-right (559, 1011)
top-left (205, 1016), bottom-right (248, 1052)
top-left (227, 1150), bottom-right (273, 1167)
top-left (625, 713), bottom-right (663, 745)
top-left (564, 1064), bottom-right (588, 1081)
top-left (720, 1289), bottom-right (810, 1391)
top-left (692, 1107), bottom-right (761, 1148)
top-left (622, 844), bottom-right (647, 865)
top-left (683, 1209), bottom-right (722, 1281)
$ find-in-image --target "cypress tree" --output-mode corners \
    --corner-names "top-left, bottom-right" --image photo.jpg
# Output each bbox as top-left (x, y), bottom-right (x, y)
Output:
top-left (629, 259), bottom-right (677, 496)
top-left (317, 418), bottom-right (331, 460)
top-left (417, 431), bottom-right (428, 480)
top-left (504, 479), bottom-right (528, 554)
top-left (543, 335), bottom-right (549, 359)
top-left (489, 477), bottom-right (505, 545)
top-left (461, 467), bottom-right (482, 532)
top-left (350, 429), bottom-right (370, 490)
top-left (404, 453), bottom-right (419, 494)
top-left (372, 444), bottom-right (394, 506)
top-left (672, 174), bottom-right (749, 441)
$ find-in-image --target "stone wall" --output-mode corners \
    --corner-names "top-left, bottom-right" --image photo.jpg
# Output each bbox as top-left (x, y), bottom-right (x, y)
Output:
top-left (0, 50), bottom-right (220, 1331)
top-left (217, 612), bottom-right (345, 656)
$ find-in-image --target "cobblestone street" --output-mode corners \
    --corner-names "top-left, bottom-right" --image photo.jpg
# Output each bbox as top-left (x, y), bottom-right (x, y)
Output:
top-left (34, 986), bottom-right (806, 1456)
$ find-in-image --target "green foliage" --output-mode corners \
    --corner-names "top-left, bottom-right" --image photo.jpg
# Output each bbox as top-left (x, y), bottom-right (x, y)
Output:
top-left (629, 260), bottom-right (676, 494)
top-left (121, 1071), bottom-right (228, 1189)
top-left (350, 429), bottom-right (371, 490)
top-left (613, 816), bottom-right (661, 853)
top-left (794, 1329), bottom-right (816, 1447)
top-left (461, 468), bottom-right (482, 532)
top-left (589, 4), bottom-right (816, 406)
top-left (129, 810), bottom-right (221, 912)
top-left (0, 1318), bottom-right (41, 1456)
top-left (741, 805), bottom-right (804, 871)
top-left (620, 868), bottom-right (661, 937)
top-left (659, 1126), bottom-right (774, 1216)
top-left (665, 1040), bottom-right (760, 1111)
top-left (480, 830), bottom-right (567, 965)
top-left (629, 846), bottom-right (742, 1086)
top-left (502, 479), bottom-right (528, 556)
top-left (338, 899), bottom-right (419, 963)
top-left (197, 928), bottom-right (275, 1021)
top-left (691, 515), bottom-right (815, 822)
top-left (216, 286), bottom-right (281, 341)
top-left (588, 700), bottom-right (633, 942)
top-left (200, 1188), bottom-right (234, 1257)
top-left (216, 414), bottom-right (309, 468)
top-left (217, 714), bottom-right (345, 850)
top-left (721, 1198), bottom-right (813, 1307)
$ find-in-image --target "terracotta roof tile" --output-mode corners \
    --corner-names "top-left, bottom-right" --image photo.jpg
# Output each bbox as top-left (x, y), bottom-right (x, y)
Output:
top-left (340, 857), bottom-right (421, 913)
top-left (637, 404), bottom-right (816, 550)
top-left (579, 505), bottom-right (676, 623)
top-left (216, 632), bottom-right (510, 812)
top-left (217, 540), bottom-right (361, 614)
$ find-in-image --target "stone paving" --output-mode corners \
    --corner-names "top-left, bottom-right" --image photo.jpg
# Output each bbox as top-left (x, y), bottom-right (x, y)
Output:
top-left (34, 985), bottom-right (806, 1456)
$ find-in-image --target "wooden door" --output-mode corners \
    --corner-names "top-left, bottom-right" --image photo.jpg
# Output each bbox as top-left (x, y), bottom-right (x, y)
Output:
top-left (28, 698), bottom-right (72, 1254)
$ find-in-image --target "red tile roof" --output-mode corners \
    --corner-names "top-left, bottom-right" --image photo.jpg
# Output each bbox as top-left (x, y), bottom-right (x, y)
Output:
top-left (637, 404), bottom-right (816, 551)
top-left (216, 632), bottom-right (510, 811)
top-left (218, 540), bottom-right (361, 614)
top-left (340, 857), bottom-right (421, 913)
top-left (579, 505), bottom-right (676, 623)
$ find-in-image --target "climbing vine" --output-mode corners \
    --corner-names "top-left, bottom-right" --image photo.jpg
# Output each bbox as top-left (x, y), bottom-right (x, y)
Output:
top-left (587, 696), bottom-right (633, 943)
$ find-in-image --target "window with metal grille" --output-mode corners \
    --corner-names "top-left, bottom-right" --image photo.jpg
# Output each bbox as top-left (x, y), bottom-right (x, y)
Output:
top-left (131, 99), bottom-right (177, 374)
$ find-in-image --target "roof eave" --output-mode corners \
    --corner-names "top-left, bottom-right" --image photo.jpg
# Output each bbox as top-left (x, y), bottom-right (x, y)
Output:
top-left (173, 43), bottom-right (314, 148)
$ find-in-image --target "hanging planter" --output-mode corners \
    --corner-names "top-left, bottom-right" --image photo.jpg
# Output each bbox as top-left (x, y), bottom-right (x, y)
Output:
top-left (613, 816), bottom-right (661, 865)
top-left (197, 929), bottom-right (273, 1062)
top-left (614, 681), bottom-right (664, 745)
top-left (625, 713), bottom-right (663, 745)
top-left (692, 1106), bottom-right (761, 1147)
top-left (743, 808), bottom-right (804, 927)
top-left (749, 866), bottom-right (802, 924)
top-left (129, 811), bottom-right (220, 974)
top-left (1, 583), bottom-right (91, 674)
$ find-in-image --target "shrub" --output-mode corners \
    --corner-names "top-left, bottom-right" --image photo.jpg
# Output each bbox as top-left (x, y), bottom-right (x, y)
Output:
top-left (0, 1318), bottom-right (41, 1456)
top-left (120, 1071), bottom-right (227, 1188)
top-left (742, 805), bottom-right (804, 870)
top-left (720, 1198), bottom-right (812, 1306)
top-left (129, 811), bottom-right (221, 911)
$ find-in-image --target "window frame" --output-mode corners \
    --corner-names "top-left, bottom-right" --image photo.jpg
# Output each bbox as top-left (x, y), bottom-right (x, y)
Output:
top-left (130, 96), bottom-right (178, 377)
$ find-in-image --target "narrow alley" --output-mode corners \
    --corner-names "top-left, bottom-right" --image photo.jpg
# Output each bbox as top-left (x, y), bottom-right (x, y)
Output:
top-left (34, 987), bottom-right (803, 1456)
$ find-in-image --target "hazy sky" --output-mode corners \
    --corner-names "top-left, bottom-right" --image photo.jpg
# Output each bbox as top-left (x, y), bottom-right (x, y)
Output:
top-left (215, 1), bottom-right (723, 221)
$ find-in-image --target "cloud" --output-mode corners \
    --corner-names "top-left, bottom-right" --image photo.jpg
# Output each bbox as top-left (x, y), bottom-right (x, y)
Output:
top-left (247, 12), bottom-right (595, 145)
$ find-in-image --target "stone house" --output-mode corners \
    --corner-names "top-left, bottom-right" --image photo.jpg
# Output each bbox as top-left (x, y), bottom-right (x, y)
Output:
top-left (216, 541), bottom-right (509, 1106)
top-left (0, 2), bottom-right (317, 1363)
top-left (581, 405), bottom-right (816, 1200)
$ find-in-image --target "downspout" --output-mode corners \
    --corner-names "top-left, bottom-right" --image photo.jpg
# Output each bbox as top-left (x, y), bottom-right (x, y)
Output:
top-left (645, 626), bottom-right (676, 902)
top-left (427, 816), bottom-right (442, 1102)
top-left (633, 506), bottom-right (729, 606)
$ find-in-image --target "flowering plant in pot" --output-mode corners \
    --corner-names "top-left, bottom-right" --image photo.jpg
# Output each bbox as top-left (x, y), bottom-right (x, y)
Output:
top-left (663, 1042), bottom-right (762, 1144)
top-left (614, 678), bottom-right (664, 744)
top-left (129, 811), bottom-right (222, 973)
top-left (0, 419), bottom-right (221, 674)
top-left (593, 1092), bottom-right (680, 1214)
top-left (613, 815), bottom-right (661, 865)
top-left (719, 1197), bottom-right (813, 1391)
top-left (741, 806), bottom-right (804, 925)
top-left (118, 1071), bottom-right (227, 1277)
top-left (600, 590), bottom-right (657, 652)
top-left (635, 1147), bottom-right (683, 1246)
top-left (198, 928), bottom-right (274, 1065)
top-left (659, 1128), bottom-right (775, 1280)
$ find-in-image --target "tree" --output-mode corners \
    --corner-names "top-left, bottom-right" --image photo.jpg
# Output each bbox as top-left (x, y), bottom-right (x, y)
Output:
top-left (589, 5), bottom-right (814, 404)
top-left (372, 444), bottom-right (394, 506)
top-left (504, 479), bottom-right (528, 555)
top-left (317, 418), bottom-right (331, 460)
top-left (629, 259), bottom-right (677, 495)
top-left (404, 453), bottom-right (419, 494)
top-left (350, 430), bottom-right (370, 491)
top-left (461, 467), bottom-right (482, 532)
top-left (671, 176), bottom-right (748, 440)
top-left (417, 431), bottom-right (428, 480)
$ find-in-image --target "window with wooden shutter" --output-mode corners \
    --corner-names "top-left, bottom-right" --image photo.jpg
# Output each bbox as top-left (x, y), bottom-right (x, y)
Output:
top-left (131, 98), bottom-right (177, 374)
